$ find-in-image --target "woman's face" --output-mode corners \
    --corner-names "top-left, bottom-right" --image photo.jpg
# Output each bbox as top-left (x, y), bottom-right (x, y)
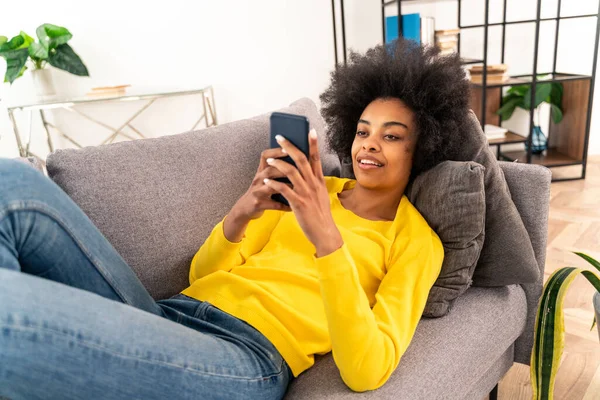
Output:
top-left (351, 98), bottom-right (417, 191)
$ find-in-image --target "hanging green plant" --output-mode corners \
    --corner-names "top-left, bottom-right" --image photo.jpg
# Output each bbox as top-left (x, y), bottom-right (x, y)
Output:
top-left (0, 23), bottom-right (89, 84)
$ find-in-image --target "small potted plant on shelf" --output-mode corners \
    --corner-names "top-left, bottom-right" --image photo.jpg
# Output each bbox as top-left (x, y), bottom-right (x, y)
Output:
top-left (0, 23), bottom-right (89, 96)
top-left (530, 252), bottom-right (600, 400)
top-left (496, 78), bottom-right (564, 155)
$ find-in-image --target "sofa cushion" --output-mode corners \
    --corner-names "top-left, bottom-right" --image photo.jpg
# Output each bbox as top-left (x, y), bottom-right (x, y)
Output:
top-left (285, 285), bottom-right (527, 399)
top-left (46, 98), bottom-right (340, 300)
top-left (456, 111), bottom-right (540, 286)
top-left (406, 161), bottom-right (486, 318)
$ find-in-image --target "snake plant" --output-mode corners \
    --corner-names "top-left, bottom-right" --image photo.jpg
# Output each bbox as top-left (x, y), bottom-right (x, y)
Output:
top-left (530, 252), bottom-right (600, 399)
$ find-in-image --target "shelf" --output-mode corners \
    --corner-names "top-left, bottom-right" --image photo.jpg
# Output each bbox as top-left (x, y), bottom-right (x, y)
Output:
top-left (383, 0), bottom-right (454, 5)
top-left (461, 58), bottom-right (483, 65)
top-left (500, 148), bottom-right (583, 167)
top-left (470, 73), bottom-right (592, 88)
top-left (487, 131), bottom-right (527, 145)
top-left (461, 14), bottom-right (599, 29)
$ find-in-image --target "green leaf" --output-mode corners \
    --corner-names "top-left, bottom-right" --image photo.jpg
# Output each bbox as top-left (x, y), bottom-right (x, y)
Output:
top-left (0, 48), bottom-right (29, 84)
top-left (530, 267), bottom-right (600, 400)
top-left (550, 82), bottom-right (563, 107)
top-left (523, 83), bottom-right (552, 109)
top-left (550, 104), bottom-right (563, 124)
top-left (19, 31), bottom-right (35, 48)
top-left (0, 36), bottom-right (7, 46)
top-left (48, 43), bottom-right (89, 76)
top-left (507, 84), bottom-right (529, 97)
top-left (0, 34), bottom-right (25, 53)
top-left (573, 252), bottom-right (600, 273)
top-left (496, 97), bottom-right (522, 121)
top-left (36, 23), bottom-right (72, 50)
top-left (29, 42), bottom-right (48, 60)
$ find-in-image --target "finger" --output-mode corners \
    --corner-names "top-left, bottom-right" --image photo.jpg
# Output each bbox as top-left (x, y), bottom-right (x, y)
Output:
top-left (253, 185), bottom-right (293, 211)
top-left (257, 147), bottom-right (288, 172)
top-left (274, 134), bottom-right (314, 183)
top-left (265, 157), bottom-right (307, 194)
top-left (308, 129), bottom-right (325, 181)
top-left (256, 166), bottom-right (287, 182)
top-left (263, 178), bottom-right (299, 206)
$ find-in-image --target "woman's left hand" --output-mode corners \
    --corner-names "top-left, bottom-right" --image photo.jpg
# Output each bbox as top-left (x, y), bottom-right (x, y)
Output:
top-left (264, 129), bottom-right (344, 258)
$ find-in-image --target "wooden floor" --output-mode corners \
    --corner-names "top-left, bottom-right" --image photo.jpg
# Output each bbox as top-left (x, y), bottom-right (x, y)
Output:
top-left (489, 156), bottom-right (600, 400)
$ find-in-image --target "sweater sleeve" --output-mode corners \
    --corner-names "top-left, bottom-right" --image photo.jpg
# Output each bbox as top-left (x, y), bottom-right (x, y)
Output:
top-left (189, 210), bottom-right (284, 284)
top-left (313, 229), bottom-right (444, 392)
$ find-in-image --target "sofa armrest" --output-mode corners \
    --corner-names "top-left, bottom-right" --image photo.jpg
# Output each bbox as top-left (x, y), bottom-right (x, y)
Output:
top-left (498, 161), bottom-right (551, 365)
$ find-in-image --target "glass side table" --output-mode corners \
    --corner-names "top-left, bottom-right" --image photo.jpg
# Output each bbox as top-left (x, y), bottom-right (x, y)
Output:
top-left (4, 85), bottom-right (218, 165)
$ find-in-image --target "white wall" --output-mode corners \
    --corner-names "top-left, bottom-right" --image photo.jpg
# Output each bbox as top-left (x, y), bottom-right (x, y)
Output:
top-left (2, 0), bottom-right (600, 159)
top-left (0, 0), bottom-right (336, 158)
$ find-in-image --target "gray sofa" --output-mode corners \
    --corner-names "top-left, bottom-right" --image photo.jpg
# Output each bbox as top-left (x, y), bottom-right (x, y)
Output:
top-left (36, 98), bottom-right (550, 399)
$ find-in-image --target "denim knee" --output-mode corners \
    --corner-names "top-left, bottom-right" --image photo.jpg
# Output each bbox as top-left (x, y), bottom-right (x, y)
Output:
top-left (0, 158), bottom-right (58, 207)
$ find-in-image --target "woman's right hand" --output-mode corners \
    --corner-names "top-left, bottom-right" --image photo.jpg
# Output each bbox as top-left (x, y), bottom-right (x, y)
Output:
top-left (229, 147), bottom-right (293, 222)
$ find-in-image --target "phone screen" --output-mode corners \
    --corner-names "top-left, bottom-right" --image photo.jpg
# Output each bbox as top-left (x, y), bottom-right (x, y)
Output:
top-left (269, 112), bottom-right (310, 206)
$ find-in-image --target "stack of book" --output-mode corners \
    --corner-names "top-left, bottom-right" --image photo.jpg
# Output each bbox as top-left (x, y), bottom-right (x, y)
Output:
top-left (484, 124), bottom-right (508, 141)
top-left (435, 29), bottom-right (459, 55)
top-left (87, 84), bottom-right (131, 97)
top-left (468, 64), bottom-right (509, 84)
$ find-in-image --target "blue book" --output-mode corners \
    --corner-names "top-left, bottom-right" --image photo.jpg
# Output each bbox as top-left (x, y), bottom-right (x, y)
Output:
top-left (385, 13), bottom-right (421, 45)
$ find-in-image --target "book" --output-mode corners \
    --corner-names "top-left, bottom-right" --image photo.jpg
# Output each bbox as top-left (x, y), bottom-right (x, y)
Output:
top-left (386, 14), bottom-right (421, 45)
top-left (468, 64), bottom-right (509, 83)
top-left (469, 64), bottom-right (508, 74)
top-left (435, 28), bottom-right (459, 54)
top-left (87, 84), bottom-right (131, 96)
top-left (421, 17), bottom-right (436, 46)
top-left (470, 74), bottom-right (509, 84)
top-left (484, 124), bottom-right (508, 140)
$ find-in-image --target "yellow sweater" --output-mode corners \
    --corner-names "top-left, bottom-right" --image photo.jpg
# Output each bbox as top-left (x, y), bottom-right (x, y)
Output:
top-left (181, 176), bottom-right (444, 392)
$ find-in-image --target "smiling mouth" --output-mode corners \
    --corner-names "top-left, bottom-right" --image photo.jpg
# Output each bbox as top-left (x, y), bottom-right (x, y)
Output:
top-left (357, 159), bottom-right (384, 170)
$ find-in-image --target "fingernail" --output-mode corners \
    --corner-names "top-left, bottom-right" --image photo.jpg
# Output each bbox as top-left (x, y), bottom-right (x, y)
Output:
top-left (266, 158), bottom-right (274, 164)
top-left (263, 178), bottom-right (270, 184)
top-left (310, 129), bottom-right (317, 139)
top-left (275, 135), bottom-right (284, 142)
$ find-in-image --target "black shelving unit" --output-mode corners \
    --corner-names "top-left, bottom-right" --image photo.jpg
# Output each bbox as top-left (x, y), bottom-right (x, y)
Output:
top-left (330, 0), bottom-right (600, 181)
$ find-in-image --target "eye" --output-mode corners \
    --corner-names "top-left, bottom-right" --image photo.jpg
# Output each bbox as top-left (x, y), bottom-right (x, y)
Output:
top-left (356, 131), bottom-right (368, 137)
top-left (385, 134), bottom-right (400, 140)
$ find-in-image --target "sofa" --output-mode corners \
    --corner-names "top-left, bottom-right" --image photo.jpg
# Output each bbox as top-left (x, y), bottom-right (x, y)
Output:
top-left (31, 97), bottom-right (549, 399)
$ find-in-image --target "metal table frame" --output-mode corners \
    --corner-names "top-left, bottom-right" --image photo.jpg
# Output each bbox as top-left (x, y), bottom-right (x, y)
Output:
top-left (5, 86), bottom-right (217, 165)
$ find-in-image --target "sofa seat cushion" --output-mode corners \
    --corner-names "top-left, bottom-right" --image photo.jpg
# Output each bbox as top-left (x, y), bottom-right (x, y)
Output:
top-left (285, 285), bottom-right (527, 400)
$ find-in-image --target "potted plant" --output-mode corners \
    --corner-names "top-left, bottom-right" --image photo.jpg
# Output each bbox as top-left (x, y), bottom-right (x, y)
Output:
top-left (496, 78), bottom-right (564, 155)
top-left (0, 23), bottom-right (89, 95)
top-left (530, 252), bottom-right (600, 399)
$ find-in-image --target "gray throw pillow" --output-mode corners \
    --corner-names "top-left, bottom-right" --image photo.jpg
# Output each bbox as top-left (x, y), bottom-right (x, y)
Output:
top-left (406, 161), bottom-right (486, 318)
top-left (455, 111), bottom-right (540, 287)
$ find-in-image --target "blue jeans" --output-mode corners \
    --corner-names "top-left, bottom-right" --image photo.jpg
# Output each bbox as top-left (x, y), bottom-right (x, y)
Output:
top-left (0, 159), bottom-right (293, 400)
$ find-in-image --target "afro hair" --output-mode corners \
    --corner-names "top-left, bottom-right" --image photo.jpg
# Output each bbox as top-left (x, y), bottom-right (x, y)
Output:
top-left (319, 38), bottom-right (472, 181)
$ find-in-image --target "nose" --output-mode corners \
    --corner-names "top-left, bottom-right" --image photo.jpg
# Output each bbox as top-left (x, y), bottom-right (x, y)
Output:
top-left (362, 135), bottom-right (380, 152)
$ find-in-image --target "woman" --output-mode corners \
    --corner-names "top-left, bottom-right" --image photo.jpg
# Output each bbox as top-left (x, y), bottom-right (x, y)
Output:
top-left (0, 39), bottom-right (471, 399)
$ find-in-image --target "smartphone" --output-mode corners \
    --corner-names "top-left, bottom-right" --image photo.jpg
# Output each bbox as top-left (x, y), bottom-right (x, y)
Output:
top-left (269, 112), bottom-right (310, 206)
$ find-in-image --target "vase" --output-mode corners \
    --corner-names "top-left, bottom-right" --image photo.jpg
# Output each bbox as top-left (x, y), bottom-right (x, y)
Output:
top-left (31, 68), bottom-right (56, 97)
top-left (525, 125), bottom-right (548, 155)
top-left (594, 292), bottom-right (600, 343)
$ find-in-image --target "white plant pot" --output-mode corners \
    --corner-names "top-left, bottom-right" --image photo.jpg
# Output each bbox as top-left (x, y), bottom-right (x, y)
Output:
top-left (31, 68), bottom-right (56, 97)
top-left (594, 292), bottom-right (600, 343)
